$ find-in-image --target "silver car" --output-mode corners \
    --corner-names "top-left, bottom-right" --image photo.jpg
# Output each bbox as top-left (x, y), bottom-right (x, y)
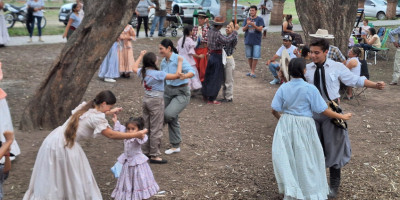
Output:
top-left (364, 0), bottom-right (400, 20)
top-left (172, 0), bottom-right (203, 18)
top-left (195, 0), bottom-right (247, 21)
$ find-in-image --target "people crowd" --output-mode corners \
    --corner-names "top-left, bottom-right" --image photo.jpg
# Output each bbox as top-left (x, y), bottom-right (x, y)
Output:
top-left (2, 0), bottom-right (400, 199)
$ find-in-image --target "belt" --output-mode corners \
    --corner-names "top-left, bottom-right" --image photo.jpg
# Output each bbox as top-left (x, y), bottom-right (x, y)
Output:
top-left (209, 49), bottom-right (222, 54)
top-left (70, 26), bottom-right (76, 30)
top-left (167, 83), bottom-right (188, 88)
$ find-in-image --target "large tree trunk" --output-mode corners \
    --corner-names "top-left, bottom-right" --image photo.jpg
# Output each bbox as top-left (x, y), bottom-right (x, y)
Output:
top-left (270, 0), bottom-right (285, 25)
top-left (295, 0), bottom-right (357, 54)
top-left (358, 0), bottom-right (366, 8)
top-left (386, 0), bottom-right (398, 19)
top-left (20, 0), bottom-right (139, 131)
top-left (220, 0), bottom-right (234, 22)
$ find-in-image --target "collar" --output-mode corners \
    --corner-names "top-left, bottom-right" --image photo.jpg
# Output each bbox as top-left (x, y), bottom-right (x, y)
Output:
top-left (165, 52), bottom-right (177, 62)
top-left (311, 59), bottom-right (333, 68)
top-left (290, 78), bottom-right (304, 82)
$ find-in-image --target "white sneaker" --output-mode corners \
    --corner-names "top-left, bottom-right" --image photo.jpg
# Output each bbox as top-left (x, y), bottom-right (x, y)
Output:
top-left (165, 148), bottom-right (180, 155)
top-left (104, 78), bottom-right (116, 83)
top-left (269, 78), bottom-right (280, 85)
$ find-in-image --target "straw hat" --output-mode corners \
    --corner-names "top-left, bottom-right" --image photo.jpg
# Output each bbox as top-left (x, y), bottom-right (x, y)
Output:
top-left (280, 49), bottom-right (291, 81)
top-left (309, 29), bottom-right (335, 39)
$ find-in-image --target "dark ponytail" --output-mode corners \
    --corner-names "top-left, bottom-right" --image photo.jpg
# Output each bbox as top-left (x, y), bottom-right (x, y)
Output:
top-left (140, 52), bottom-right (158, 83)
top-left (64, 90), bottom-right (116, 148)
top-left (182, 25), bottom-right (193, 48)
top-left (288, 58), bottom-right (307, 81)
top-left (161, 39), bottom-right (178, 54)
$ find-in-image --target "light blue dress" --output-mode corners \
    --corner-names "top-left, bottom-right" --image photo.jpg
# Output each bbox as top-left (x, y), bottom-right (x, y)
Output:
top-left (98, 42), bottom-right (120, 79)
top-left (271, 78), bottom-right (329, 200)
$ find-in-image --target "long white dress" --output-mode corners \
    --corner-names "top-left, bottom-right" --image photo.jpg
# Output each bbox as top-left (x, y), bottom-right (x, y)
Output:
top-left (0, 8), bottom-right (10, 45)
top-left (23, 102), bottom-right (109, 200)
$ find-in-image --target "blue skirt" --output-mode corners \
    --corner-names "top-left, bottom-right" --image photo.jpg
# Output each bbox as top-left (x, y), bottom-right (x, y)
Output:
top-left (98, 42), bottom-right (120, 79)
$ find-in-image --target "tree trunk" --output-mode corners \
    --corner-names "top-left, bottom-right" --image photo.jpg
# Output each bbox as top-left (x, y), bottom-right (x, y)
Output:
top-left (20, 0), bottom-right (139, 131)
top-left (220, 0), bottom-right (234, 22)
top-left (386, 0), bottom-right (398, 19)
top-left (358, 0), bottom-right (365, 8)
top-left (270, 0), bottom-right (285, 25)
top-left (294, 0), bottom-right (357, 54)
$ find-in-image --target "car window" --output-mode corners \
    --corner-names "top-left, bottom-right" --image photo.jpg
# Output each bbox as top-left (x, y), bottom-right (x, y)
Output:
top-left (195, 0), bottom-right (203, 5)
top-left (365, 0), bottom-right (374, 6)
top-left (176, 0), bottom-right (194, 3)
top-left (203, 0), bottom-right (211, 7)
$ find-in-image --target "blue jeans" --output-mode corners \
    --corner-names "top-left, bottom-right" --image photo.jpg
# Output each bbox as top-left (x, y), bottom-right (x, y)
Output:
top-left (269, 63), bottom-right (280, 77)
top-left (28, 16), bottom-right (42, 37)
top-left (150, 15), bottom-right (166, 36)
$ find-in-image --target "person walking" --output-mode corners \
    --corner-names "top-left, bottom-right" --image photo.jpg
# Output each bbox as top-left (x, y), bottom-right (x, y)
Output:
top-left (258, 0), bottom-right (273, 39)
top-left (243, 5), bottom-right (264, 78)
top-left (149, 0), bottom-right (167, 37)
top-left (389, 26), bottom-right (400, 85)
top-left (27, 0), bottom-right (45, 42)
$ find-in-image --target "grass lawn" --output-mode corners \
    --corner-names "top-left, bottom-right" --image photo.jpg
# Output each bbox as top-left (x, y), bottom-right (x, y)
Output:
top-left (8, 25), bottom-right (65, 36)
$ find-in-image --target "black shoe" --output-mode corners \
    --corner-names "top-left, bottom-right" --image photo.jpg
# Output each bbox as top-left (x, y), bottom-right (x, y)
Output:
top-left (328, 167), bottom-right (341, 199)
top-left (328, 187), bottom-right (339, 199)
top-left (150, 158), bottom-right (168, 164)
top-left (219, 98), bottom-right (233, 103)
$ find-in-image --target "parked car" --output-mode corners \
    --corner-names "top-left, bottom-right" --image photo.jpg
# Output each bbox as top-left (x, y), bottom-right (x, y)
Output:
top-left (195, 0), bottom-right (247, 22)
top-left (172, 0), bottom-right (202, 19)
top-left (363, 0), bottom-right (400, 20)
top-left (59, 3), bottom-right (154, 27)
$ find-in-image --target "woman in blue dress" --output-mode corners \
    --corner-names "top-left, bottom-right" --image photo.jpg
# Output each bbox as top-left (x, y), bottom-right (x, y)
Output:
top-left (271, 58), bottom-right (352, 199)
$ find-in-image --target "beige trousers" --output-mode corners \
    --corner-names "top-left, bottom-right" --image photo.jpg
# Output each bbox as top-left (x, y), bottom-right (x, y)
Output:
top-left (223, 56), bottom-right (235, 100)
top-left (392, 48), bottom-right (400, 83)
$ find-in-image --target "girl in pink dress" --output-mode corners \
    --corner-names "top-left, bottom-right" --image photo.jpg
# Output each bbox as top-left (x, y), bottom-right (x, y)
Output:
top-left (111, 115), bottom-right (159, 200)
top-left (177, 25), bottom-right (202, 91)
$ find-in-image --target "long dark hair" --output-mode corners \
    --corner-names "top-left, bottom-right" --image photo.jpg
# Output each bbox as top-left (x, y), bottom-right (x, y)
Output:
top-left (182, 25), bottom-right (193, 48)
top-left (369, 27), bottom-right (376, 35)
top-left (140, 52), bottom-right (158, 83)
top-left (288, 58), bottom-right (307, 81)
top-left (160, 39), bottom-right (178, 54)
top-left (126, 117), bottom-right (145, 130)
top-left (65, 90), bottom-right (116, 148)
top-left (72, 3), bottom-right (78, 13)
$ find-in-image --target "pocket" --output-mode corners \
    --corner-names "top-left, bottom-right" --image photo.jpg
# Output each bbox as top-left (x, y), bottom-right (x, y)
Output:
top-left (329, 72), bottom-right (337, 82)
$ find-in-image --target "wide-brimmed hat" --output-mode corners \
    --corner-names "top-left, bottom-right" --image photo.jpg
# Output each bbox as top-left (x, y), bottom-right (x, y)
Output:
top-left (282, 35), bottom-right (292, 41)
top-left (210, 16), bottom-right (227, 26)
top-left (309, 29), bottom-right (335, 39)
top-left (193, 11), bottom-right (207, 18)
top-left (280, 49), bottom-right (291, 81)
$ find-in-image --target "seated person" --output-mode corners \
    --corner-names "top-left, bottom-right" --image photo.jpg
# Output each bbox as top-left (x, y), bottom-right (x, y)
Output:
top-left (360, 19), bottom-right (370, 35)
top-left (358, 27), bottom-right (381, 50)
top-left (266, 35), bottom-right (299, 85)
top-left (281, 14), bottom-right (303, 45)
top-left (344, 47), bottom-right (362, 99)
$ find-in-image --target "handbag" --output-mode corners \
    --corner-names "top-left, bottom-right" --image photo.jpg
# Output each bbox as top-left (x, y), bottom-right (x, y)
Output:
top-left (319, 68), bottom-right (348, 130)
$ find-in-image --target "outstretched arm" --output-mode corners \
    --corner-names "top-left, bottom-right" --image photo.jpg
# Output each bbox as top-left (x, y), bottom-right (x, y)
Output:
top-left (322, 109), bottom-right (352, 120)
top-left (101, 128), bottom-right (148, 140)
top-left (132, 50), bottom-right (147, 74)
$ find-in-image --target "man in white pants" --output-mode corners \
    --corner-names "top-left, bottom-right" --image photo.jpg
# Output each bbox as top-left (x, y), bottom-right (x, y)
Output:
top-left (258, 0), bottom-right (273, 39)
top-left (389, 26), bottom-right (400, 85)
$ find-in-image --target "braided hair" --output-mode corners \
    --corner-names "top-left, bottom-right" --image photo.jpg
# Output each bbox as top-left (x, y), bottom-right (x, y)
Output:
top-left (182, 25), bottom-right (193, 48)
top-left (288, 58), bottom-right (307, 81)
top-left (140, 52), bottom-right (158, 84)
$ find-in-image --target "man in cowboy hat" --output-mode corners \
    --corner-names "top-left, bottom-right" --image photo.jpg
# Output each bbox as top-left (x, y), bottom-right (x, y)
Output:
top-left (192, 11), bottom-right (210, 83)
top-left (243, 5), bottom-right (265, 78)
top-left (306, 38), bottom-right (385, 198)
top-left (310, 29), bottom-right (346, 64)
top-left (202, 16), bottom-right (239, 105)
top-left (266, 35), bottom-right (300, 84)
top-left (388, 26), bottom-right (400, 85)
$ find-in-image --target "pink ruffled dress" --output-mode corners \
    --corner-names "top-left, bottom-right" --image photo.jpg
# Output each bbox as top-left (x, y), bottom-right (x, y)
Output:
top-left (111, 121), bottom-right (159, 200)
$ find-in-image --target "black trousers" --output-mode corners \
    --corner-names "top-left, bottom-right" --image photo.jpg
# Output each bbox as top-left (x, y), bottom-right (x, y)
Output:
top-left (137, 16), bottom-right (149, 37)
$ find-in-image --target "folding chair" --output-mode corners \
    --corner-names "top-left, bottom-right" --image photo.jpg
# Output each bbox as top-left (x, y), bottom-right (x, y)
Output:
top-left (377, 27), bottom-right (385, 38)
top-left (354, 59), bottom-right (369, 100)
top-left (365, 28), bottom-right (392, 65)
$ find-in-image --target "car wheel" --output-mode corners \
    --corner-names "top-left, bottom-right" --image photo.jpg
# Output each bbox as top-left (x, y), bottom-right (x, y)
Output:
top-left (377, 12), bottom-right (386, 20)
top-left (171, 29), bottom-right (177, 37)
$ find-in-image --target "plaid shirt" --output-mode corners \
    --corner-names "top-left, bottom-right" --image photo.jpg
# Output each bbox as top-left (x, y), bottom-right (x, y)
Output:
top-left (207, 27), bottom-right (238, 51)
top-left (223, 35), bottom-right (238, 56)
top-left (191, 24), bottom-right (210, 44)
top-left (389, 26), bottom-right (400, 44)
top-left (327, 45), bottom-right (346, 63)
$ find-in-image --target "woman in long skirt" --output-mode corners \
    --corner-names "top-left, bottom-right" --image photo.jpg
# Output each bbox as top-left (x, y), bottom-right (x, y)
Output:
top-left (0, 1), bottom-right (10, 46)
top-left (99, 42), bottom-right (120, 83)
top-left (271, 58), bottom-right (351, 199)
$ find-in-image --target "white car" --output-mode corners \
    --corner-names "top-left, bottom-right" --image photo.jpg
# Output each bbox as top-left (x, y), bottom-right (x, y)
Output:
top-left (363, 0), bottom-right (400, 20)
top-left (172, 0), bottom-right (202, 19)
top-left (195, 0), bottom-right (247, 21)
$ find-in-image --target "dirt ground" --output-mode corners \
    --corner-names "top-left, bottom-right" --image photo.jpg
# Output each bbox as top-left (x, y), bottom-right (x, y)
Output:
top-left (0, 33), bottom-right (399, 199)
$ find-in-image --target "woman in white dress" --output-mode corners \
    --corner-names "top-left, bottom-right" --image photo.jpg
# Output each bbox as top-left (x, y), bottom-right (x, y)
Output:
top-left (0, 62), bottom-right (20, 161)
top-left (0, 1), bottom-right (10, 46)
top-left (344, 47), bottom-right (362, 99)
top-left (23, 90), bottom-right (148, 200)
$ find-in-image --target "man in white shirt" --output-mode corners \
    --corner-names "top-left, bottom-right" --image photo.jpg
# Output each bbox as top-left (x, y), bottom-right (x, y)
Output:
top-left (266, 35), bottom-right (299, 84)
top-left (306, 38), bottom-right (385, 198)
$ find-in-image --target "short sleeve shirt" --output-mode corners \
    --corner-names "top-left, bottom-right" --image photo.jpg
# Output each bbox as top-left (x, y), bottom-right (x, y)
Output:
top-left (137, 68), bottom-right (167, 97)
top-left (271, 78), bottom-right (328, 117)
top-left (27, 0), bottom-right (44, 17)
top-left (70, 13), bottom-right (81, 28)
top-left (275, 45), bottom-right (297, 59)
top-left (243, 16), bottom-right (265, 45)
